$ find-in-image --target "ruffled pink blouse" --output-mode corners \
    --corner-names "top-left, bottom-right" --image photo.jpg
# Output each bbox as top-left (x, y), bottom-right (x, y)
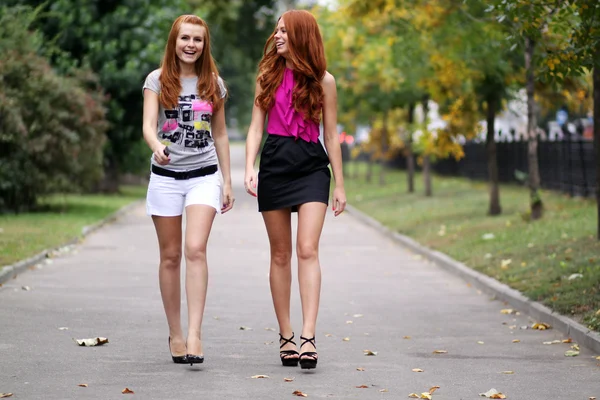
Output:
top-left (266, 68), bottom-right (320, 143)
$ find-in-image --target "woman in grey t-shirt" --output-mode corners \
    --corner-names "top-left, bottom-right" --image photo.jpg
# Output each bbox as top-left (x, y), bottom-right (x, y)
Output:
top-left (142, 14), bottom-right (233, 366)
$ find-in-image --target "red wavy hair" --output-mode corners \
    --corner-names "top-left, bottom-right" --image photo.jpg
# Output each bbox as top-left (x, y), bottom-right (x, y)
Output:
top-left (256, 10), bottom-right (326, 123)
top-left (159, 15), bottom-right (225, 111)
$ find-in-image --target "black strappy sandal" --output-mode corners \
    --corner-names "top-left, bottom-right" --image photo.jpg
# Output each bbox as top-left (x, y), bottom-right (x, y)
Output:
top-left (299, 336), bottom-right (318, 370)
top-left (279, 333), bottom-right (299, 367)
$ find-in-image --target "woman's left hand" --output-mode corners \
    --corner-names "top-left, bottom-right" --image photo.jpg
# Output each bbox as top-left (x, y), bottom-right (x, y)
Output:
top-left (332, 186), bottom-right (346, 217)
top-left (221, 183), bottom-right (235, 213)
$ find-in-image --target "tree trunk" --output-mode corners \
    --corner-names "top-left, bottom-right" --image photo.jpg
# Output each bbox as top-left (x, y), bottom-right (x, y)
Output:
top-left (525, 36), bottom-right (543, 219)
top-left (486, 95), bottom-right (502, 215)
top-left (379, 110), bottom-right (388, 185)
top-left (422, 96), bottom-right (432, 196)
top-left (406, 102), bottom-right (415, 193)
top-left (594, 64), bottom-right (600, 239)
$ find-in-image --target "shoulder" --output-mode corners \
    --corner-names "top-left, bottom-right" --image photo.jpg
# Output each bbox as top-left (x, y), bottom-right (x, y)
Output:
top-left (321, 71), bottom-right (336, 89)
top-left (147, 68), bottom-right (162, 80)
top-left (143, 69), bottom-right (162, 94)
top-left (215, 74), bottom-right (227, 98)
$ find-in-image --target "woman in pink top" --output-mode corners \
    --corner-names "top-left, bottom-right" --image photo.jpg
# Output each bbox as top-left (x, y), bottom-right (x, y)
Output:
top-left (244, 9), bottom-right (346, 370)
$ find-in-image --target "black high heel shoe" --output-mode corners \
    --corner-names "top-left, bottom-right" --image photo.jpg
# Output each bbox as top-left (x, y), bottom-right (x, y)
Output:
top-left (279, 333), bottom-right (299, 367)
top-left (168, 337), bottom-right (188, 364)
top-left (186, 337), bottom-right (204, 365)
top-left (299, 336), bottom-right (318, 370)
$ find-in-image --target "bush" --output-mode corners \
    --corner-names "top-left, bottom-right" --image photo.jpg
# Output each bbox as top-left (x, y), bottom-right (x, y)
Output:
top-left (0, 5), bottom-right (108, 212)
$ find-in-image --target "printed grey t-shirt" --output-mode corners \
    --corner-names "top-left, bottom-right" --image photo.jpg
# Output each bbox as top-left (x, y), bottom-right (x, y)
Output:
top-left (143, 69), bottom-right (226, 172)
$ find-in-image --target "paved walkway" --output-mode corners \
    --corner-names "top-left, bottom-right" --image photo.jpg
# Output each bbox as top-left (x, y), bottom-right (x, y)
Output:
top-left (1, 145), bottom-right (599, 399)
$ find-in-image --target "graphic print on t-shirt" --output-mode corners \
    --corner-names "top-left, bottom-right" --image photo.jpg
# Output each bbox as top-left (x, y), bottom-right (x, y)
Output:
top-left (160, 94), bottom-right (213, 152)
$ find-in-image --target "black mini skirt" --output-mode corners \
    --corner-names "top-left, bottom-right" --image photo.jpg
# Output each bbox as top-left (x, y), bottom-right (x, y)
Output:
top-left (258, 134), bottom-right (331, 212)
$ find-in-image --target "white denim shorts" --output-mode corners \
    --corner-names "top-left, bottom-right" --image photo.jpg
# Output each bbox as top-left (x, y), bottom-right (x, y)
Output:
top-left (146, 171), bottom-right (222, 217)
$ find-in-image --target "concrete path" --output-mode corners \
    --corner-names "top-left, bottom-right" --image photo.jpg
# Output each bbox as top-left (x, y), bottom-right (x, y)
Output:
top-left (1, 145), bottom-right (599, 400)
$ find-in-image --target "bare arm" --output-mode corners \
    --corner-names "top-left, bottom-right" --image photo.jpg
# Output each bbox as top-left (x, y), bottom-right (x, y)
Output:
top-left (212, 105), bottom-right (234, 212)
top-left (322, 72), bottom-right (346, 215)
top-left (244, 82), bottom-right (267, 196)
top-left (142, 89), bottom-right (169, 165)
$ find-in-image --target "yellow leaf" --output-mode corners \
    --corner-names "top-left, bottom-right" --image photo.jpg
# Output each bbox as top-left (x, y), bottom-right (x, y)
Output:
top-left (532, 322), bottom-right (551, 330)
top-left (346, 321), bottom-right (354, 324)
top-left (380, 389), bottom-right (389, 392)
top-left (293, 390), bottom-right (308, 397)
top-left (0, 394), bottom-right (14, 398)
top-left (284, 377), bottom-right (295, 382)
top-left (122, 388), bottom-right (134, 394)
top-left (356, 385), bottom-right (369, 388)
top-left (325, 334), bottom-right (333, 337)
top-left (429, 386), bottom-right (440, 394)
top-left (477, 341), bottom-right (485, 345)
top-left (251, 375), bottom-right (270, 379)
top-left (512, 339), bottom-right (520, 343)
top-left (343, 337), bottom-right (351, 342)
top-left (562, 338), bottom-right (573, 343)
top-left (364, 350), bottom-right (378, 356)
top-left (433, 350), bottom-right (447, 354)
top-left (501, 371), bottom-right (514, 374)
top-left (500, 309), bottom-right (514, 315)
top-left (403, 336), bottom-right (411, 339)
top-left (412, 368), bottom-right (424, 372)
top-left (420, 393), bottom-right (432, 399)
top-left (409, 394), bottom-right (420, 399)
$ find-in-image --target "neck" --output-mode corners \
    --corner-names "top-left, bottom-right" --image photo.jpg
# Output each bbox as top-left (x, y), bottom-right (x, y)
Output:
top-left (179, 62), bottom-right (196, 78)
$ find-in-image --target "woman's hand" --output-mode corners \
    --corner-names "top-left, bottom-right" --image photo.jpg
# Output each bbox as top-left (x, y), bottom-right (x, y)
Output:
top-left (153, 143), bottom-right (170, 166)
top-left (332, 186), bottom-right (346, 216)
top-left (221, 183), bottom-right (235, 213)
top-left (244, 167), bottom-right (258, 197)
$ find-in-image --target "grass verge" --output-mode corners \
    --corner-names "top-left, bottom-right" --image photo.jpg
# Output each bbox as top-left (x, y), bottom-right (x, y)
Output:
top-left (0, 185), bottom-right (146, 267)
top-left (344, 161), bottom-right (600, 332)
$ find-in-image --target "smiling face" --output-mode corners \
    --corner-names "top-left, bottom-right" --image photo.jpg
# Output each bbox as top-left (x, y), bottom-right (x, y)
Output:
top-left (274, 18), bottom-right (289, 56)
top-left (175, 22), bottom-right (205, 67)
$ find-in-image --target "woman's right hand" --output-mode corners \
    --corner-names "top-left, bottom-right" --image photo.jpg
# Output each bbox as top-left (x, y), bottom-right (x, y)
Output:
top-left (244, 167), bottom-right (257, 197)
top-left (152, 143), bottom-right (170, 166)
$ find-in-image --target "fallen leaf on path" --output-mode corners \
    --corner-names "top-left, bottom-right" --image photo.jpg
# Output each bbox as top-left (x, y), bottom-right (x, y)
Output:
top-left (429, 386), bottom-right (440, 394)
top-left (21, 286), bottom-right (31, 291)
top-left (0, 394), bottom-right (13, 398)
top-left (479, 388), bottom-right (506, 398)
top-left (571, 344), bottom-right (580, 351)
top-left (264, 327), bottom-right (275, 332)
top-left (292, 390), bottom-right (308, 397)
top-left (543, 340), bottom-right (561, 345)
top-left (419, 393), bottom-right (432, 399)
top-left (284, 377), bottom-right (294, 382)
top-left (74, 337), bottom-right (109, 347)
top-left (346, 321), bottom-right (353, 324)
top-left (500, 371), bottom-right (514, 374)
top-left (562, 338), bottom-right (572, 343)
top-left (363, 350), bottom-right (378, 356)
top-left (58, 327), bottom-right (69, 331)
top-left (432, 350), bottom-right (447, 354)
top-left (595, 356), bottom-right (600, 360)
top-left (356, 385), bottom-right (369, 388)
top-left (264, 341), bottom-right (273, 345)
top-left (379, 388), bottom-right (389, 392)
top-left (532, 322), bottom-right (551, 330)
top-left (477, 341), bottom-right (485, 345)
top-left (325, 334), bottom-right (333, 337)
top-left (412, 368), bottom-right (424, 372)
top-left (564, 350), bottom-right (579, 357)
top-left (512, 339), bottom-right (520, 343)
top-left (213, 316), bottom-right (220, 320)
top-left (500, 309), bottom-right (514, 314)
top-left (353, 314), bottom-right (363, 318)
top-left (122, 388), bottom-right (134, 394)
top-left (408, 394), bottom-right (420, 398)
top-left (508, 325), bottom-right (517, 330)
top-left (78, 384), bottom-right (88, 387)
top-left (239, 326), bottom-right (252, 330)
top-left (404, 336), bottom-right (411, 339)
top-left (589, 397), bottom-right (596, 400)
top-left (251, 375), bottom-right (269, 379)
top-left (343, 337), bottom-right (350, 342)
top-left (357, 367), bottom-right (365, 371)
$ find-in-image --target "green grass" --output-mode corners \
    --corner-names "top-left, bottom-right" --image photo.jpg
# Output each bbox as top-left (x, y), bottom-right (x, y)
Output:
top-left (0, 185), bottom-right (146, 267)
top-left (345, 162), bottom-right (600, 331)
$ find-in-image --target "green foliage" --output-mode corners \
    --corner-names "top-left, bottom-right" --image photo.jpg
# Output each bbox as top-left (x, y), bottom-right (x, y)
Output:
top-left (0, 5), bottom-right (108, 212)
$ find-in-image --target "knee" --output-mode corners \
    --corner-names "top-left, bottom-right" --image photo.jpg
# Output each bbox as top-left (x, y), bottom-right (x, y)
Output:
top-left (184, 243), bottom-right (207, 264)
top-left (296, 241), bottom-right (318, 262)
top-left (161, 249), bottom-right (182, 270)
top-left (271, 247), bottom-right (292, 267)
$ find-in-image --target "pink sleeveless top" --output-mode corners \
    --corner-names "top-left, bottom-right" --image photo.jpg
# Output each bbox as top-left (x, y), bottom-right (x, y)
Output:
top-left (266, 68), bottom-right (320, 143)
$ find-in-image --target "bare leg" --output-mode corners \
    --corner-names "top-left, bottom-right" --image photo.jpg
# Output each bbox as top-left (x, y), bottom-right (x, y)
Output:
top-left (152, 215), bottom-right (186, 356)
top-left (184, 204), bottom-right (216, 357)
top-left (262, 208), bottom-right (297, 361)
top-left (296, 202), bottom-right (327, 361)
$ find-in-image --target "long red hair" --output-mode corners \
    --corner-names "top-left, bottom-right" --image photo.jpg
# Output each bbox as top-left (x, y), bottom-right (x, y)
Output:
top-left (159, 15), bottom-right (225, 111)
top-left (256, 10), bottom-right (326, 123)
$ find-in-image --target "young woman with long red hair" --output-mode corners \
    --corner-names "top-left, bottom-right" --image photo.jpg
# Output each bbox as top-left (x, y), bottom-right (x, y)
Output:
top-left (142, 14), bottom-right (233, 366)
top-left (245, 10), bottom-right (346, 370)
